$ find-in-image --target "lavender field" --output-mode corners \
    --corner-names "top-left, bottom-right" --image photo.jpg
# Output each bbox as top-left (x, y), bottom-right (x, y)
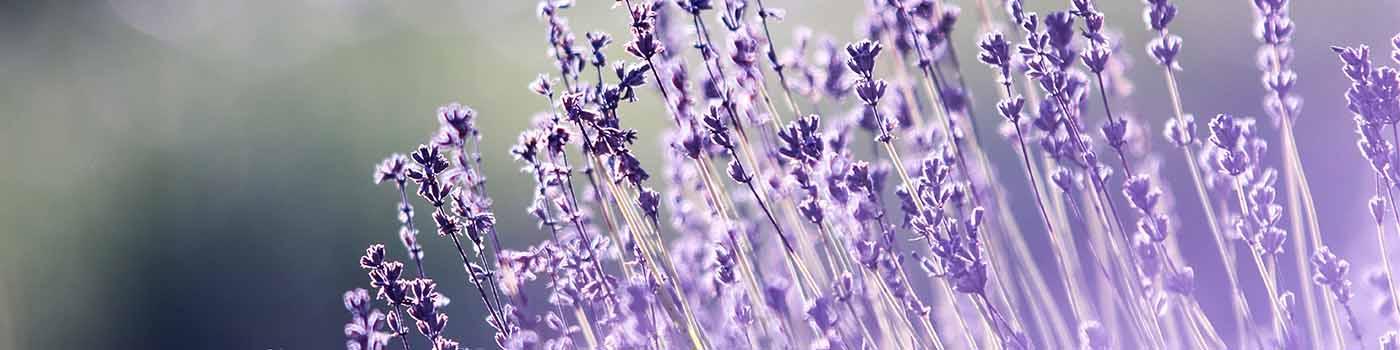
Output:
top-left (6, 0), bottom-right (1400, 349)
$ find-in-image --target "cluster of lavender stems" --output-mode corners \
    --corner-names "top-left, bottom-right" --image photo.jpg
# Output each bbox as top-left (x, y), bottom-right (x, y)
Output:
top-left (339, 0), bottom-right (1400, 348)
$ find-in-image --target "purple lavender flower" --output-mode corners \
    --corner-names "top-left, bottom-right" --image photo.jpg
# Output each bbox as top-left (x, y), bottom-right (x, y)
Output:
top-left (337, 2), bottom-right (1400, 348)
top-left (845, 40), bottom-right (881, 79)
top-left (1143, 0), bottom-right (1177, 31)
top-left (1314, 245), bottom-right (1364, 342)
top-left (625, 2), bottom-right (666, 60)
top-left (1313, 246), bottom-right (1354, 304)
top-left (345, 288), bottom-right (393, 350)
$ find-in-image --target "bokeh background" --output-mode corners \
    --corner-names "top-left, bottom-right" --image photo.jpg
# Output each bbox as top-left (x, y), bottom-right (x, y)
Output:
top-left (3, 0), bottom-right (1400, 348)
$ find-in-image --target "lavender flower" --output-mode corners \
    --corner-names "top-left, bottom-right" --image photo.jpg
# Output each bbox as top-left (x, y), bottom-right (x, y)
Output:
top-left (345, 288), bottom-right (393, 350)
top-left (1314, 245), bottom-right (1364, 342)
top-left (337, 2), bottom-right (1400, 348)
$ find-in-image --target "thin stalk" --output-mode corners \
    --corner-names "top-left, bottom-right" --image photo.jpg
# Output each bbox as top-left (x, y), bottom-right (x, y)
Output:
top-left (625, 0), bottom-right (822, 308)
top-left (1265, 34), bottom-right (1329, 346)
top-left (1379, 176), bottom-right (1400, 319)
top-left (529, 160), bottom-right (594, 350)
top-left (896, 246), bottom-right (973, 350)
top-left (692, 159), bottom-right (789, 338)
top-left (844, 302), bottom-right (878, 350)
top-left (542, 94), bottom-right (628, 292)
top-left (391, 305), bottom-right (413, 350)
top-left (885, 5), bottom-right (1023, 345)
top-left (1314, 250), bottom-right (1347, 349)
top-left (753, 0), bottom-right (804, 116)
top-left (446, 233), bottom-right (508, 335)
top-left (1161, 58), bottom-right (1281, 344)
top-left (574, 307), bottom-right (600, 349)
top-left (1075, 69), bottom-right (1209, 345)
top-left (1010, 120), bottom-right (1084, 326)
top-left (393, 180), bottom-right (428, 278)
top-left (448, 140), bottom-right (510, 316)
top-left (707, 5), bottom-right (851, 290)
top-left (1231, 178), bottom-right (1288, 335)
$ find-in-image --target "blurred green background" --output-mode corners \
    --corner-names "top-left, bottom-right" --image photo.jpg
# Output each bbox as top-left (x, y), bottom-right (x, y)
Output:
top-left (2, 0), bottom-right (1399, 348)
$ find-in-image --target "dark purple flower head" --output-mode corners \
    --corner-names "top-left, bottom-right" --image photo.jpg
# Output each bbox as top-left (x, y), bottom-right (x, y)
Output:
top-left (361, 244), bottom-right (387, 269)
top-left (1137, 213), bottom-right (1170, 242)
top-left (374, 154), bottom-right (409, 185)
top-left (1334, 45), bottom-right (1400, 128)
top-left (611, 152), bottom-right (650, 186)
top-left (1252, 0), bottom-right (1293, 45)
top-left (712, 243), bottom-right (738, 287)
top-left (997, 96), bottom-right (1025, 123)
top-left (638, 187), bottom-right (661, 221)
top-left (1081, 42), bottom-right (1110, 73)
top-left (854, 79), bottom-right (888, 106)
top-left (1045, 11), bottom-right (1075, 50)
top-left (432, 209), bottom-right (462, 237)
top-left (409, 145), bottom-right (451, 179)
top-left (1263, 67), bottom-right (1297, 98)
top-left (559, 92), bottom-right (599, 124)
top-left (586, 31), bottom-right (612, 67)
top-left (1143, 0), bottom-right (1177, 31)
top-left (1208, 114), bottom-right (1253, 176)
top-left (719, 0), bottom-right (746, 31)
top-left (846, 160), bottom-right (876, 194)
top-left (1334, 45), bottom-right (1374, 82)
top-left (1208, 114), bottom-right (1245, 150)
top-left (613, 61), bottom-right (652, 102)
top-left (777, 114), bottom-right (825, 164)
top-left (727, 159), bottom-right (752, 183)
top-left (978, 32), bottom-right (1012, 79)
top-left (1148, 34), bottom-right (1182, 70)
top-left (1005, 0), bottom-right (1030, 29)
top-left (1102, 119), bottom-right (1128, 149)
top-left (404, 282), bottom-right (457, 349)
top-left (1164, 113), bottom-right (1195, 147)
top-left (364, 258), bottom-right (408, 305)
top-left (624, 2), bottom-right (665, 60)
top-left (700, 108), bottom-right (734, 151)
top-left (1312, 245), bottom-right (1354, 304)
top-left (1123, 175), bottom-right (1160, 213)
top-left (845, 40), bottom-right (883, 78)
top-left (1074, 0), bottom-right (1104, 37)
top-left (437, 103), bottom-right (478, 143)
top-left (512, 129), bottom-right (548, 165)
